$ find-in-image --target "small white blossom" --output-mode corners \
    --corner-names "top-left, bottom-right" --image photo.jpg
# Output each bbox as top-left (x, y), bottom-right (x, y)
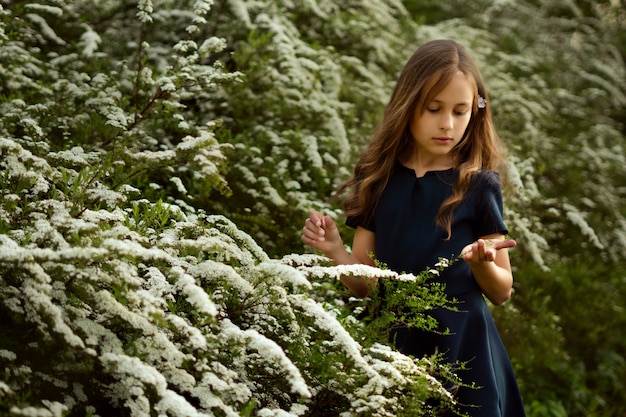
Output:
top-left (172, 267), bottom-right (217, 317)
top-left (137, 0), bottom-right (154, 23)
top-left (79, 24), bottom-right (101, 57)
top-left (170, 176), bottom-right (188, 194)
top-left (221, 320), bottom-right (311, 398)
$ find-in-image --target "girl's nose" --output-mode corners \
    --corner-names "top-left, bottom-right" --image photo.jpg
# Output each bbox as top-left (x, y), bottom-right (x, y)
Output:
top-left (440, 113), bottom-right (453, 130)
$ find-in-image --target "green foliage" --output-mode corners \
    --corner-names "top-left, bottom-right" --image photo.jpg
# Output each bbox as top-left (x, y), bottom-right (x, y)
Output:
top-left (353, 258), bottom-right (457, 347)
top-left (194, 0), bottom-right (416, 257)
top-left (1, 0), bottom-right (239, 210)
top-left (2, 0), bottom-right (626, 415)
top-left (288, 255), bottom-right (461, 416)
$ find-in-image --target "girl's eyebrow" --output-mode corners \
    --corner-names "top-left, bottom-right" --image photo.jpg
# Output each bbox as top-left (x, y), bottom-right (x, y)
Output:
top-left (431, 99), bottom-right (472, 106)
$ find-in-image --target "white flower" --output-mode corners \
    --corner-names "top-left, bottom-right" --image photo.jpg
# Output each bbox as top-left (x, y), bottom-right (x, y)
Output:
top-left (79, 24), bottom-right (101, 57)
top-left (221, 320), bottom-right (311, 398)
top-left (137, 0), bottom-right (153, 23)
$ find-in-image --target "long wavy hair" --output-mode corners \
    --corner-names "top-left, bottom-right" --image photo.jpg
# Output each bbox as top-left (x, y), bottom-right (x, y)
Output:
top-left (338, 39), bottom-right (506, 239)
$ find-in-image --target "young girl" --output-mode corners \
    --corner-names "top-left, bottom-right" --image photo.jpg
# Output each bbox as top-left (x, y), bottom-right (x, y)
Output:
top-left (301, 40), bottom-right (526, 416)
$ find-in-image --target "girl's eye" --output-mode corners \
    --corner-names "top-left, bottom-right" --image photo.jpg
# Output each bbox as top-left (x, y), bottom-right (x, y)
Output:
top-left (426, 107), bottom-right (469, 115)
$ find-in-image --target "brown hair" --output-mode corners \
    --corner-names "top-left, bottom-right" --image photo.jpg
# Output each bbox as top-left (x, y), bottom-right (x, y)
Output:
top-left (338, 39), bottom-right (505, 238)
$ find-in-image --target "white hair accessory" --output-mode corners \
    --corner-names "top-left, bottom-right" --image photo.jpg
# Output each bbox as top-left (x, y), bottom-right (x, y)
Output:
top-left (477, 95), bottom-right (487, 109)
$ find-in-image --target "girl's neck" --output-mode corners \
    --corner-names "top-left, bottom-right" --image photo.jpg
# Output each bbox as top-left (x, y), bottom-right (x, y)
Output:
top-left (399, 151), bottom-right (457, 178)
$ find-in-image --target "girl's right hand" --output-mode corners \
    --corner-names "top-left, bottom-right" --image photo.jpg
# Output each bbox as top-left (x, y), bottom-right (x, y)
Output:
top-left (301, 211), bottom-right (343, 257)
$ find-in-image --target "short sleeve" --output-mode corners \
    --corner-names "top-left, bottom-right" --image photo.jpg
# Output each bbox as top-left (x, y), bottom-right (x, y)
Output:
top-left (346, 213), bottom-right (375, 232)
top-left (473, 172), bottom-right (508, 237)
top-left (344, 179), bottom-right (376, 232)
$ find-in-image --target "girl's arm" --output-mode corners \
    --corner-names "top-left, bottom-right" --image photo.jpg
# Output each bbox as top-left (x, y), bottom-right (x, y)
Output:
top-left (301, 212), bottom-right (377, 298)
top-left (461, 234), bottom-right (516, 305)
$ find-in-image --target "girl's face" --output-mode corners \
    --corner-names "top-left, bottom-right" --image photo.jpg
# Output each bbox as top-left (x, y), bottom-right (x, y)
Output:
top-left (409, 72), bottom-right (474, 162)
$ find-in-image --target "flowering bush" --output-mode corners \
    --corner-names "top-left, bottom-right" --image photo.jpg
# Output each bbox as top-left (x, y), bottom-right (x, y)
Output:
top-left (0, 1), bottom-right (459, 416)
top-left (2, 0), bottom-right (626, 415)
top-left (0, 188), bottom-right (454, 416)
top-left (190, 0), bottom-right (416, 257)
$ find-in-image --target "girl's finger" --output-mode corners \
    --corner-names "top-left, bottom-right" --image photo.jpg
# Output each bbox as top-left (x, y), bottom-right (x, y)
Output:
top-left (309, 212), bottom-right (324, 227)
top-left (492, 239), bottom-right (517, 250)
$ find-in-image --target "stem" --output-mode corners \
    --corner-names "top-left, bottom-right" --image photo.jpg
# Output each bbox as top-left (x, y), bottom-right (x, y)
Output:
top-left (133, 24), bottom-right (146, 124)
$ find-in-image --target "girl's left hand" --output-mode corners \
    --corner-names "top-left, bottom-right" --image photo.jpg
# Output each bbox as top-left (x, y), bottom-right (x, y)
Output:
top-left (461, 238), bottom-right (517, 263)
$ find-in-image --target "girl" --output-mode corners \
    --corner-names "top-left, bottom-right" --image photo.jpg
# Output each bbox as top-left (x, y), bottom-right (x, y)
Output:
top-left (301, 39), bottom-right (526, 416)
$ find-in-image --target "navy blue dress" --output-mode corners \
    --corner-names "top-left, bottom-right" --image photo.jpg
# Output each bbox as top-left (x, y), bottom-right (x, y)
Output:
top-left (347, 164), bottom-right (526, 417)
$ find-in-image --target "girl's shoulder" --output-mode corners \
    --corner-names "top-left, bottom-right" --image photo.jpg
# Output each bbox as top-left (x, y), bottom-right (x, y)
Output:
top-left (466, 169), bottom-right (503, 200)
top-left (472, 169), bottom-right (501, 186)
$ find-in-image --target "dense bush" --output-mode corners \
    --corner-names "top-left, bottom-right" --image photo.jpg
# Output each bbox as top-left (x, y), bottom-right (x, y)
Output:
top-left (0, 1), bottom-right (458, 416)
top-left (1, 0), bottom-right (625, 416)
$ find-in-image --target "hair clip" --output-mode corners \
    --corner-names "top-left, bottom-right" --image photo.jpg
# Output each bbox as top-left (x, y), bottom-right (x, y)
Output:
top-left (477, 95), bottom-right (487, 109)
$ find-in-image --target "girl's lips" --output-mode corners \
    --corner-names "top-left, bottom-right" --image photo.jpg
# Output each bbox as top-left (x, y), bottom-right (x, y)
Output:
top-left (433, 137), bottom-right (453, 143)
